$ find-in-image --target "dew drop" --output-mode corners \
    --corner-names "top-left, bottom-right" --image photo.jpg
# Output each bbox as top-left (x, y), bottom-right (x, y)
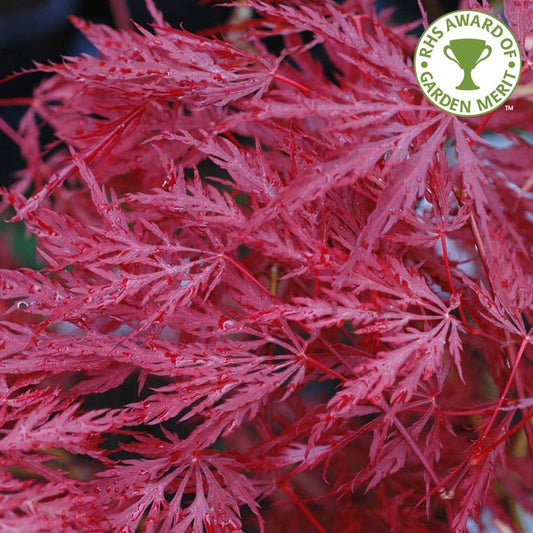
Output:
top-left (226, 419), bottom-right (239, 433)
top-left (222, 319), bottom-right (235, 330)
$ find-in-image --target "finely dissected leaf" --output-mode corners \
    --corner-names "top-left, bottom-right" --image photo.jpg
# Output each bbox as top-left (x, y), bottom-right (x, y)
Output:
top-left (0, 1), bottom-right (532, 531)
top-left (503, 0), bottom-right (533, 55)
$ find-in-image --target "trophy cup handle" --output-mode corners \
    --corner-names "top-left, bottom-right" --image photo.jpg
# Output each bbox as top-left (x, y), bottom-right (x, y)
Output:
top-left (443, 45), bottom-right (460, 65)
top-left (474, 45), bottom-right (492, 67)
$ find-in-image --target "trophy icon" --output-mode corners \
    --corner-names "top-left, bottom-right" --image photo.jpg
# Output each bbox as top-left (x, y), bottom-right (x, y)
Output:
top-left (443, 39), bottom-right (492, 90)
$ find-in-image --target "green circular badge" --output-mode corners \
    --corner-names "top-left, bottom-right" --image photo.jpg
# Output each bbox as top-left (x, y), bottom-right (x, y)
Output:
top-left (414, 10), bottom-right (521, 117)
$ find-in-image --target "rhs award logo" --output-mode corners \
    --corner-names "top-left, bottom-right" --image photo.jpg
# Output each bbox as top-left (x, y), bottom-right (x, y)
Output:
top-left (414, 10), bottom-right (521, 117)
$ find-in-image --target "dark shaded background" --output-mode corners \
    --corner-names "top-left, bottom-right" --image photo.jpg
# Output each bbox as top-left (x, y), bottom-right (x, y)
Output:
top-left (0, 0), bottom-right (459, 188)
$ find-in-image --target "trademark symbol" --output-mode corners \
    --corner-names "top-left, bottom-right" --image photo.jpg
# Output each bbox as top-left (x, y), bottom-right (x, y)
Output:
top-left (505, 104), bottom-right (514, 111)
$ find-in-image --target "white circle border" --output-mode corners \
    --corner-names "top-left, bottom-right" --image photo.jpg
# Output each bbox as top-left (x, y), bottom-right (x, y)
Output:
top-left (414, 10), bottom-right (522, 117)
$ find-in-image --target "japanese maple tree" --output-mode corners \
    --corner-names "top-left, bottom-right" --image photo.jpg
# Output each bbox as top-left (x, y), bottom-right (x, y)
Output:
top-left (1, 0), bottom-right (533, 531)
